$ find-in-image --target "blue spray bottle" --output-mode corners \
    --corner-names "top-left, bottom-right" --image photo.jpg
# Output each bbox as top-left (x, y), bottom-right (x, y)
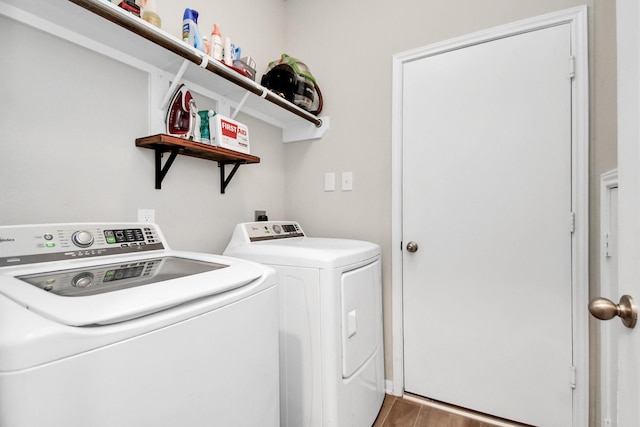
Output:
top-left (182, 8), bottom-right (205, 52)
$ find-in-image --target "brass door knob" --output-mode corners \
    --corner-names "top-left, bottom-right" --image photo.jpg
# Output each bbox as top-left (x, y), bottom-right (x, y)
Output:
top-left (588, 295), bottom-right (637, 329)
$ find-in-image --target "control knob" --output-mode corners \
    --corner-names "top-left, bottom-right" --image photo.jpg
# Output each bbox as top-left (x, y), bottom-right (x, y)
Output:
top-left (72, 272), bottom-right (94, 288)
top-left (72, 230), bottom-right (94, 248)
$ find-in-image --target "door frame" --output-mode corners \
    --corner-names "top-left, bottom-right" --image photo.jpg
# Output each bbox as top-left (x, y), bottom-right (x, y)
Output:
top-left (390, 6), bottom-right (589, 426)
top-left (599, 169), bottom-right (618, 426)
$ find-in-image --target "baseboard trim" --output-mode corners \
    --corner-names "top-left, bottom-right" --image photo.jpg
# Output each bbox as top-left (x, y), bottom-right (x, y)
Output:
top-left (384, 379), bottom-right (396, 395)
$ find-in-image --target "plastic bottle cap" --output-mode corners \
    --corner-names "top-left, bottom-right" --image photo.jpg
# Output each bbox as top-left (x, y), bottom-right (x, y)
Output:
top-left (212, 23), bottom-right (221, 36)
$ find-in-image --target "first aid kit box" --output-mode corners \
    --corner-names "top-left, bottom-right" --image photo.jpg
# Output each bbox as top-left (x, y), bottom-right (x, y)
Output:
top-left (210, 115), bottom-right (250, 154)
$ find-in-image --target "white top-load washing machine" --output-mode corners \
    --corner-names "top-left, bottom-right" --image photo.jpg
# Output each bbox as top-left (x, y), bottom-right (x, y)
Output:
top-left (0, 222), bottom-right (279, 427)
top-left (224, 221), bottom-right (384, 427)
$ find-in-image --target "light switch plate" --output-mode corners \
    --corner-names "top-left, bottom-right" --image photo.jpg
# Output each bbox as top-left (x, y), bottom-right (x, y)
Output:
top-left (342, 172), bottom-right (353, 191)
top-left (324, 172), bottom-right (335, 191)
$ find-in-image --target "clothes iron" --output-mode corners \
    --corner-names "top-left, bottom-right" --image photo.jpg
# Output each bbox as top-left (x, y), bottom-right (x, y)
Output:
top-left (166, 84), bottom-right (199, 139)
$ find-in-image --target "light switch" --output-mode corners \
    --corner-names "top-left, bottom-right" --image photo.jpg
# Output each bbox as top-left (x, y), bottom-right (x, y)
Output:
top-left (342, 172), bottom-right (353, 191)
top-left (324, 172), bottom-right (335, 191)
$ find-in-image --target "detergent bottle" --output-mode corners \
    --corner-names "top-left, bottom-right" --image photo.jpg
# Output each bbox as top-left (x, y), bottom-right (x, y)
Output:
top-left (182, 8), bottom-right (205, 52)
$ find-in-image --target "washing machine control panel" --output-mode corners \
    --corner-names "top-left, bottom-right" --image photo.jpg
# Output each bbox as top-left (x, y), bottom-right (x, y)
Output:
top-left (244, 221), bottom-right (305, 242)
top-left (0, 223), bottom-right (165, 267)
top-left (17, 256), bottom-right (226, 297)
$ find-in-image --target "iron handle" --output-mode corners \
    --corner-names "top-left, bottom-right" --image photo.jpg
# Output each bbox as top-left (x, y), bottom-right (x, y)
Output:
top-left (588, 295), bottom-right (637, 329)
top-left (406, 241), bottom-right (419, 253)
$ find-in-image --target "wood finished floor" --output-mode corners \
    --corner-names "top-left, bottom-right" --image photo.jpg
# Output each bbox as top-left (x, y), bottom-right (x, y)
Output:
top-left (372, 394), bottom-right (531, 427)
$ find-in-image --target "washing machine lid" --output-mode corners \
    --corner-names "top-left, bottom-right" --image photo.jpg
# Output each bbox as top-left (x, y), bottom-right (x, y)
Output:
top-left (0, 223), bottom-right (268, 326)
top-left (0, 252), bottom-right (266, 326)
top-left (225, 221), bottom-right (380, 268)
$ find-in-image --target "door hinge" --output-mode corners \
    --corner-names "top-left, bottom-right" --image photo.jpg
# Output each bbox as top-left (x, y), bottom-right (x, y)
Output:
top-left (569, 212), bottom-right (575, 233)
top-left (569, 56), bottom-right (576, 79)
top-left (569, 365), bottom-right (577, 389)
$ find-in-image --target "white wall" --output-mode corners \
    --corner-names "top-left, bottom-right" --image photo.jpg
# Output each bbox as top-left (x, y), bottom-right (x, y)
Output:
top-left (282, 1), bottom-right (616, 424)
top-left (153, 0), bottom-right (286, 77)
top-left (0, 0), bottom-right (287, 254)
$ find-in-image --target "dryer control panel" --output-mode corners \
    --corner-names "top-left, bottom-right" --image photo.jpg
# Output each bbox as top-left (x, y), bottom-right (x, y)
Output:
top-left (242, 221), bottom-right (305, 242)
top-left (0, 223), bottom-right (165, 267)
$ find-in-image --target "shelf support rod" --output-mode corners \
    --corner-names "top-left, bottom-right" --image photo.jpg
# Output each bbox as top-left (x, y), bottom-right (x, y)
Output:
top-left (231, 91), bottom-right (251, 120)
top-left (155, 148), bottom-right (180, 189)
top-left (159, 59), bottom-right (191, 110)
top-left (218, 161), bottom-right (243, 194)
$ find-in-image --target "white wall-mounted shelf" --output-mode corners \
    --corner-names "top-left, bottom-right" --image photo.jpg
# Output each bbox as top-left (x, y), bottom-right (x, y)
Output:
top-left (0, 0), bottom-right (329, 143)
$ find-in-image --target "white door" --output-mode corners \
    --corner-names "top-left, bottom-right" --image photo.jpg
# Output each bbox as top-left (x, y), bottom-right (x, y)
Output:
top-left (402, 24), bottom-right (575, 426)
top-left (596, 1), bottom-right (640, 425)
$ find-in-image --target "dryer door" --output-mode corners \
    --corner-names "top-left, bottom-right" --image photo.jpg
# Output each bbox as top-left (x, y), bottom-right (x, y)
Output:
top-left (340, 259), bottom-right (382, 378)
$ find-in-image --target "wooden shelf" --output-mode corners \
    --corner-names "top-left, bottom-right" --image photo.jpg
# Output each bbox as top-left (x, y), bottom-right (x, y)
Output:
top-left (136, 134), bottom-right (260, 193)
top-left (136, 134), bottom-right (260, 164)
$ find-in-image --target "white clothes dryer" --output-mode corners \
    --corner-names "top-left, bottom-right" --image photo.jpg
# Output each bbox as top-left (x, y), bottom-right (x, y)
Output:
top-left (0, 222), bottom-right (279, 427)
top-left (224, 221), bottom-right (384, 427)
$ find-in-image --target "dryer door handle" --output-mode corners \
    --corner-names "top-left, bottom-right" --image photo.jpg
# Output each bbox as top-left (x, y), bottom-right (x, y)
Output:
top-left (347, 309), bottom-right (357, 338)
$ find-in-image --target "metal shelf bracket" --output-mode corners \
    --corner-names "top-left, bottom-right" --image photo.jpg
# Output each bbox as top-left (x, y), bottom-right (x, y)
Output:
top-left (154, 148), bottom-right (180, 189)
top-left (231, 91), bottom-right (251, 120)
top-left (153, 149), bottom-right (247, 194)
top-left (159, 59), bottom-right (191, 110)
top-left (218, 161), bottom-right (244, 194)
